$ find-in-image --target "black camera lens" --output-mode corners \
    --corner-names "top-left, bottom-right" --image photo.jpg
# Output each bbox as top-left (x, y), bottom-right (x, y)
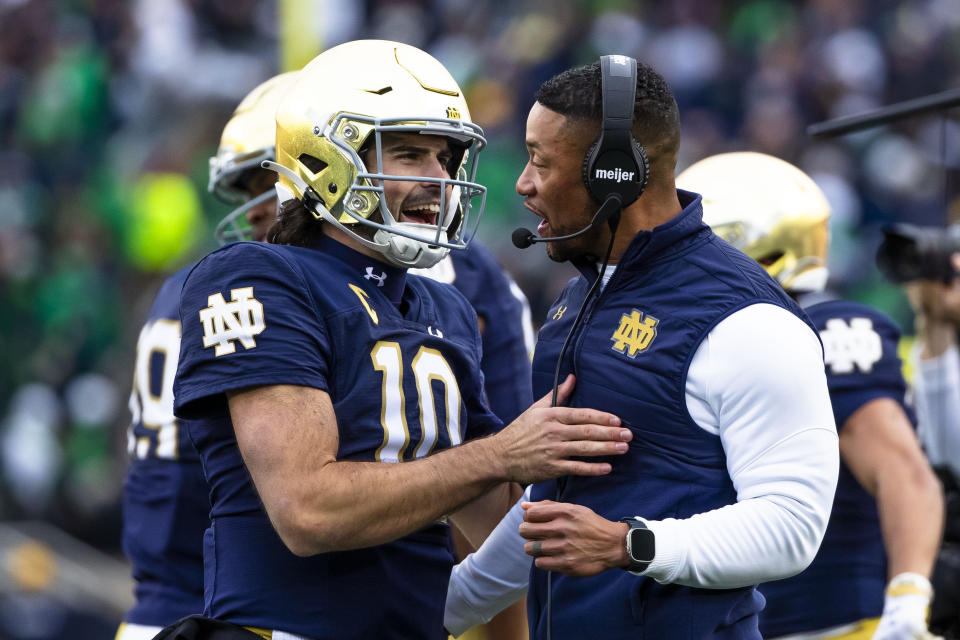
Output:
top-left (877, 224), bottom-right (960, 283)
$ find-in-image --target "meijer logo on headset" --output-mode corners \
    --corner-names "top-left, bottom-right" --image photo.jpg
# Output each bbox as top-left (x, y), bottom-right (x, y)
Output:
top-left (594, 167), bottom-right (635, 183)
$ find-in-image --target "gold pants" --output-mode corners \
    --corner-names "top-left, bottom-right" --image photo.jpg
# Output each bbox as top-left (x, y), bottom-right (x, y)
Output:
top-left (770, 617), bottom-right (880, 640)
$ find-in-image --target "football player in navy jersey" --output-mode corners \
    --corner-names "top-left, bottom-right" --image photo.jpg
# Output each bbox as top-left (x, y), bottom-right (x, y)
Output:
top-left (171, 40), bottom-right (629, 640)
top-left (116, 72), bottom-right (297, 640)
top-left (677, 152), bottom-right (945, 640)
top-left (446, 60), bottom-right (838, 640)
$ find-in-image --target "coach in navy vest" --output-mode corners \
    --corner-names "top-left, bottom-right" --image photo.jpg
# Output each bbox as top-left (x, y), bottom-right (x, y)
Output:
top-left (445, 60), bottom-right (840, 639)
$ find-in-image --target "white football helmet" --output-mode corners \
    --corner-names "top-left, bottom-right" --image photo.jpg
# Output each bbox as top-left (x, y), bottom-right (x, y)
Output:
top-left (268, 39), bottom-right (487, 269)
top-left (676, 151), bottom-right (831, 293)
top-left (209, 72), bottom-right (297, 244)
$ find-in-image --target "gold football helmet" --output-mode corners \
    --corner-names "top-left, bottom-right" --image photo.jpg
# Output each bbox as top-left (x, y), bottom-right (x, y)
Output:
top-left (209, 71), bottom-right (298, 244)
top-left (676, 152), bottom-right (831, 293)
top-left (267, 39), bottom-right (487, 269)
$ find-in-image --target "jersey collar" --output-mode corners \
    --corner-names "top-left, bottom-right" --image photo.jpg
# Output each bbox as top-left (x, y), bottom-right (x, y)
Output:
top-left (571, 189), bottom-right (708, 283)
top-left (309, 234), bottom-right (407, 305)
top-left (617, 189), bottom-right (709, 272)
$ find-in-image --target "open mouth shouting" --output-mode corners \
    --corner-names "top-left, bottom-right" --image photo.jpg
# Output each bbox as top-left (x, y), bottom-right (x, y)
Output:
top-left (400, 202), bottom-right (440, 226)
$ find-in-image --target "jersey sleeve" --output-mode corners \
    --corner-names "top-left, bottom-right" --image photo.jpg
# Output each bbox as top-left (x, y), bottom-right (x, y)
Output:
top-left (174, 244), bottom-right (332, 419)
top-left (807, 301), bottom-right (910, 430)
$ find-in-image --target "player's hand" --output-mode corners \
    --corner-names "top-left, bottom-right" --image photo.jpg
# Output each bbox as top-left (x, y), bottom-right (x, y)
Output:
top-left (494, 375), bottom-right (630, 484)
top-left (872, 573), bottom-right (942, 640)
top-left (518, 500), bottom-right (630, 577)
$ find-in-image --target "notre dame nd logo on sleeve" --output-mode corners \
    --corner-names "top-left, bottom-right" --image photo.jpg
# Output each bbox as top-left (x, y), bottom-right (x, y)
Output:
top-left (174, 243), bottom-right (334, 422)
top-left (804, 299), bottom-right (911, 432)
top-left (819, 317), bottom-right (883, 375)
top-left (199, 286), bottom-right (266, 356)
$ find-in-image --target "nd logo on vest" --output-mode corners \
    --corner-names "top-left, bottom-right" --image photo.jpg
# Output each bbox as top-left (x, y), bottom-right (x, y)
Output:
top-left (611, 308), bottom-right (659, 358)
top-left (199, 286), bottom-right (266, 356)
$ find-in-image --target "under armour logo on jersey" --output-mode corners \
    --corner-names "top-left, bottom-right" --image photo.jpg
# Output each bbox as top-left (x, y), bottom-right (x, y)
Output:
top-left (364, 267), bottom-right (387, 287)
top-left (611, 309), bottom-right (659, 358)
top-left (821, 317), bottom-right (882, 374)
top-left (427, 326), bottom-right (444, 339)
top-left (552, 306), bottom-right (568, 320)
top-left (199, 287), bottom-right (265, 357)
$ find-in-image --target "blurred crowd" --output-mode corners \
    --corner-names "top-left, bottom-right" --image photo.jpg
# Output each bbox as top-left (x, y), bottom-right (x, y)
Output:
top-left (1, 0), bottom-right (959, 579)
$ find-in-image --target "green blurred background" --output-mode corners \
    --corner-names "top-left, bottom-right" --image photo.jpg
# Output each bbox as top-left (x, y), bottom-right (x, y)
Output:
top-left (0, 0), bottom-right (958, 634)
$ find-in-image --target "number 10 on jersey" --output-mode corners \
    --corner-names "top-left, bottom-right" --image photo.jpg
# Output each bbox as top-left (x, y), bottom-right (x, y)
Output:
top-left (370, 341), bottom-right (462, 463)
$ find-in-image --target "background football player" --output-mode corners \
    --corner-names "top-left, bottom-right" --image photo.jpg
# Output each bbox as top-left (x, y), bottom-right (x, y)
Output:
top-left (116, 71), bottom-right (295, 640)
top-left (677, 152), bottom-right (945, 640)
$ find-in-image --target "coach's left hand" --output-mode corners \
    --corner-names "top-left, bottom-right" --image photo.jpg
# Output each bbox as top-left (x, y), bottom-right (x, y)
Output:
top-left (518, 500), bottom-right (630, 576)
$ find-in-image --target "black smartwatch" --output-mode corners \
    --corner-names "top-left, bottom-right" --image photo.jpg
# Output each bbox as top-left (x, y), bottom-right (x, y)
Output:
top-left (619, 517), bottom-right (655, 573)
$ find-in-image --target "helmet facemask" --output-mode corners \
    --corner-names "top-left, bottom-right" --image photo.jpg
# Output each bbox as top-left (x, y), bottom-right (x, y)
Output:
top-left (270, 112), bottom-right (486, 269)
top-left (270, 40), bottom-right (489, 270)
top-left (209, 72), bottom-right (297, 245)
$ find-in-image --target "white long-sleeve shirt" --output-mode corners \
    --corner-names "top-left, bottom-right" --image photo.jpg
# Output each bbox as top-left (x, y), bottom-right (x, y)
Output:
top-left (912, 343), bottom-right (960, 481)
top-left (445, 302), bottom-right (839, 636)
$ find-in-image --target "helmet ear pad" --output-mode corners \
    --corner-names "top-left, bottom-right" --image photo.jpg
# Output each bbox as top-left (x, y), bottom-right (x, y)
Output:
top-left (580, 136), bottom-right (650, 206)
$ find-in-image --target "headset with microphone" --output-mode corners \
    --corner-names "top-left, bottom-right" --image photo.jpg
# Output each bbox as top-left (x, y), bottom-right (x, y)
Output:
top-left (522, 55), bottom-right (648, 640)
top-left (512, 54), bottom-right (649, 250)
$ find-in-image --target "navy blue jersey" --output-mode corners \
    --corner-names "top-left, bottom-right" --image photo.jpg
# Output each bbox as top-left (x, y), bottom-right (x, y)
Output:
top-left (173, 236), bottom-right (501, 639)
top-left (123, 265), bottom-right (208, 626)
top-left (759, 299), bottom-right (913, 637)
top-left (414, 240), bottom-right (534, 425)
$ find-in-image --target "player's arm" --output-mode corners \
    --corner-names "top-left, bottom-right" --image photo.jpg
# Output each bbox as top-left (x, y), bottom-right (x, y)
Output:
top-left (227, 375), bottom-right (630, 556)
top-left (840, 397), bottom-right (944, 640)
top-left (449, 481), bottom-right (524, 549)
top-left (840, 397), bottom-right (943, 578)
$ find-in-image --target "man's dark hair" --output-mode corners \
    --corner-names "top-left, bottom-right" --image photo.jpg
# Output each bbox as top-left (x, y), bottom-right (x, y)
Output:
top-left (535, 60), bottom-right (680, 187)
top-left (267, 199), bottom-right (325, 247)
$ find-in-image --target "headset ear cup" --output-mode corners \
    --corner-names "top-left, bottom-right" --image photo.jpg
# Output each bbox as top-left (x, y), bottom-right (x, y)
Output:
top-left (633, 140), bottom-right (650, 201)
top-left (581, 139), bottom-right (601, 203)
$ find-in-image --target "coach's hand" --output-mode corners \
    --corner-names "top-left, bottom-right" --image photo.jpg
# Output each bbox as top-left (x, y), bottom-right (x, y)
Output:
top-left (873, 573), bottom-right (942, 640)
top-left (518, 500), bottom-right (630, 577)
top-left (492, 375), bottom-right (630, 485)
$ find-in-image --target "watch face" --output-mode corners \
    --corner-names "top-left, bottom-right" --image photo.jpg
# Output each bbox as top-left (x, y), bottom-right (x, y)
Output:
top-left (629, 527), bottom-right (655, 562)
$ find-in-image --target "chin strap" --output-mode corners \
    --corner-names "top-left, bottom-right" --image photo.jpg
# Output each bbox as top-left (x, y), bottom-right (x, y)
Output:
top-left (374, 222), bottom-right (451, 269)
top-left (778, 265), bottom-right (830, 292)
top-left (261, 160), bottom-right (311, 198)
